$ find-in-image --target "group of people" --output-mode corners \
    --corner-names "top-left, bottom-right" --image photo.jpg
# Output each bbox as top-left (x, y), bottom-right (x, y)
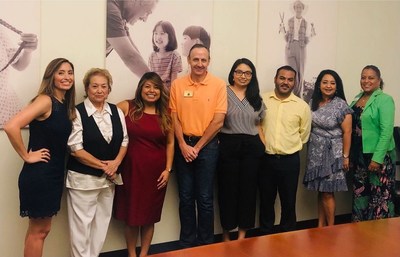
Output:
top-left (4, 58), bottom-right (171, 257)
top-left (4, 43), bottom-right (396, 257)
top-left (304, 66), bottom-right (396, 227)
top-left (259, 64), bottom-right (395, 232)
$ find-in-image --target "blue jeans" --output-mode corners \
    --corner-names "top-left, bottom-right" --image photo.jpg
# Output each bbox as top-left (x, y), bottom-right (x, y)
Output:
top-left (175, 136), bottom-right (219, 247)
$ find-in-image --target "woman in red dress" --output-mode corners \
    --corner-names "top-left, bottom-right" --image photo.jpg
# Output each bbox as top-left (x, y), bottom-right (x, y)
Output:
top-left (114, 72), bottom-right (174, 257)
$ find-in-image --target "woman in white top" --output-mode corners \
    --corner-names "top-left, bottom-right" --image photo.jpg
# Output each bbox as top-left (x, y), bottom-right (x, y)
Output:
top-left (66, 68), bottom-right (128, 257)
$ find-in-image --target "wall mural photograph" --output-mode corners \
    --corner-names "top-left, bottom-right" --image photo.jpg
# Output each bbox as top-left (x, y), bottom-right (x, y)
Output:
top-left (0, 1), bottom-right (40, 128)
top-left (106, 0), bottom-right (213, 101)
top-left (257, 0), bottom-right (338, 103)
top-left (105, 0), bottom-right (339, 105)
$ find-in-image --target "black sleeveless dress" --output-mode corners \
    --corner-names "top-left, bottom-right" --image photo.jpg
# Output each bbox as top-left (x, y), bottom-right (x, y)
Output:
top-left (18, 96), bottom-right (72, 218)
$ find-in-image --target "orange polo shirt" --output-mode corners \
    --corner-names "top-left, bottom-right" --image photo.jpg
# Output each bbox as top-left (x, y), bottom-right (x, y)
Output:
top-left (169, 72), bottom-right (227, 136)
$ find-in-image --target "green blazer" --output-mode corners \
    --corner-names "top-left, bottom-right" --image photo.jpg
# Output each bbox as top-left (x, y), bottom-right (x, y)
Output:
top-left (349, 88), bottom-right (395, 164)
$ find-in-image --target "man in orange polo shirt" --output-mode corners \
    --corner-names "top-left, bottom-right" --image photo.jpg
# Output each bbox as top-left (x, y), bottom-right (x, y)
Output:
top-left (169, 44), bottom-right (227, 247)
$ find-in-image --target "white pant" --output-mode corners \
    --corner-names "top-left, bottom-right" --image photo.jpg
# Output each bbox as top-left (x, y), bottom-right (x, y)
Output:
top-left (67, 186), bottom-right (115, 257)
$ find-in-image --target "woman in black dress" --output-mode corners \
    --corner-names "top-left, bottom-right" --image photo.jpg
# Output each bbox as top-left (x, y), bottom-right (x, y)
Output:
top-left (4, 58), bottom-right (76, 257)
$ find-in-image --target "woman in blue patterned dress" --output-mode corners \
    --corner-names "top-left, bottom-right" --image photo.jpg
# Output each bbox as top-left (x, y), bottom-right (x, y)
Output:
top-left (304, 69), bottom-right (352, 227)
top-left (4, 58), bottom-right (76, 257)
top-left (349, 65), bottom-right (396, 221)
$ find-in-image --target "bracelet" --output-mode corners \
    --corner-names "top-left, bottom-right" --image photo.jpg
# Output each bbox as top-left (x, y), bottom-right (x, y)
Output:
top-left (167, 168), bottom-right (173, 173)
top-left (343, 154), bottom-right (349, 159)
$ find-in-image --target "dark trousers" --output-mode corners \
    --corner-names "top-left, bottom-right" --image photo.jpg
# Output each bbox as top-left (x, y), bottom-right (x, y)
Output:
top-left (258, 152), bottom-right (300, 234)
top-left (175, 136), bottom-right (219, 247)
top-left (217, 133), bottom-right (264, 230)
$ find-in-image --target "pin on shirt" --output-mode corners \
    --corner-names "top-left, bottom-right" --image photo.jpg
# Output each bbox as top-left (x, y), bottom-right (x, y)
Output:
top-left (184, 90), bottom-right (193, 97)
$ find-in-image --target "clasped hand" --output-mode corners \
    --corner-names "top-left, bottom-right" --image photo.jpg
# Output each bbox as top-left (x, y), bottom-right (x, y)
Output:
top-left (101, 160), bottom-right (120, 177)
top-left (180, 144), bottom-right (198, 162)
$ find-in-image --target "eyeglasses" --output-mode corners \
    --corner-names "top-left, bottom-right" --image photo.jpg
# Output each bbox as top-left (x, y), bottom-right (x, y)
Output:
top-left (234, 70), bottom-right (252, 78)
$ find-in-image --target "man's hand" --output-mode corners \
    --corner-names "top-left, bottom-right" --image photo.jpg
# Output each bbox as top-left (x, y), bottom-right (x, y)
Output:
top-left (179, 143), bottom-right (198, 162)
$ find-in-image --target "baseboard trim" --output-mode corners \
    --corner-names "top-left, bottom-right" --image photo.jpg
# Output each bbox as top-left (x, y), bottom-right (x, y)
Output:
top-left (99, 213), bottom-right (352, 257)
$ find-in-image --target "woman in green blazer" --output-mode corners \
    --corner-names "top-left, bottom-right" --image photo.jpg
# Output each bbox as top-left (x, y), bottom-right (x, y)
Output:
top-left (349, 65), bottom-right (396, 222)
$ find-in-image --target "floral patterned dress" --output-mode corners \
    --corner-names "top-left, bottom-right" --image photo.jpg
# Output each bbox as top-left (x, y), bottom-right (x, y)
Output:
top-left (350, 105), bottom-right (395, 221)
top-left (304, 97), bottom-right (352, 192)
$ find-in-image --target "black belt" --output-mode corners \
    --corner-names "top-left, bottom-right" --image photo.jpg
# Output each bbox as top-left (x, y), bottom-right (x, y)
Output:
top-left (266, 152), bottom-right (298, 159)
top-left (184, 135), bottom-right (201, 142)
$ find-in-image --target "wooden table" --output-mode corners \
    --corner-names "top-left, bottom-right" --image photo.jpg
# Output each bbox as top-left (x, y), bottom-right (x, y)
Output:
top-left (151, 218), bottom-right (400, 257)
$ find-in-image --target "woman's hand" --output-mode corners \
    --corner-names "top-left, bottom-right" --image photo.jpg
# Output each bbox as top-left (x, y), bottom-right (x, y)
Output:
top-left (157, 170), bottom-right (170, 190)
top-left (107, 173), bottom-right (117, 184)
top-left (25, 148), bottom-right (50, 163)
top-left (368, 160), bottom-right (381, 172)
top-left (101, 159), bottom-right (120, 177)
top-left (343, 158), bottom-right (350, 171)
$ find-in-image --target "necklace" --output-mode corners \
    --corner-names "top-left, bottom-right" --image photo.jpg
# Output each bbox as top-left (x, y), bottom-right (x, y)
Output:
top-left (53, 95), bottom-right (65, 103)
top-left (359, 94), bottom-right (370, 103)
top-left (357, 94), bottom-right (370, 108)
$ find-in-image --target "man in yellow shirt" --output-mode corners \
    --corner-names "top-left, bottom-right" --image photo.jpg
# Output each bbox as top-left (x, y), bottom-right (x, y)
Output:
top-left (169, 44), bottom-right (227, 247)
top-left (259, 65), bottom-right (311, 234)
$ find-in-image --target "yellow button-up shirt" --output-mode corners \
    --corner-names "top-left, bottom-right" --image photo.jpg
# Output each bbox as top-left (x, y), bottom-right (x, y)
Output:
top-left (261, 91), bottom-right (311, 155)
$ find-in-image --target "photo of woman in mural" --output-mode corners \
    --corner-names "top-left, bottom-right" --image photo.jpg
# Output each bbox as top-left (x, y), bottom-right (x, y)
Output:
top-left (279, 0), bottom-right (316, 99)
top-left (148, 20), bottom-right (182, 89)
top-left (0, 18), bottom-right (38, 128)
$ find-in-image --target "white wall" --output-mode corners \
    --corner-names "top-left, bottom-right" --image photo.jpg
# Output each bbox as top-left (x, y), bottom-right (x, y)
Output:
top-left (1, 1), bottom-right (399, 257)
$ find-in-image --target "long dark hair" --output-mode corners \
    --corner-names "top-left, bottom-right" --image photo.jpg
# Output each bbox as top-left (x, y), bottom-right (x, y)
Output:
top-left (129, 72), bottom-right (172, 134)
top-left (311, 69), bottom-right (346, 111)
top-left (228, 58), bottom-right (263, 111)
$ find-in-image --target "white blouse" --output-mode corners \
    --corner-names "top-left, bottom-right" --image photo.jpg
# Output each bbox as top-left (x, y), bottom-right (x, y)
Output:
top-left (66, 98), bottom-right (128, 190)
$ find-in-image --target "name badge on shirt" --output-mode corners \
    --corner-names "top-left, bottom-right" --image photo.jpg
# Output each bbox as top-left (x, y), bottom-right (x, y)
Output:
top-left (184, 90), bottom-right (193, 97)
